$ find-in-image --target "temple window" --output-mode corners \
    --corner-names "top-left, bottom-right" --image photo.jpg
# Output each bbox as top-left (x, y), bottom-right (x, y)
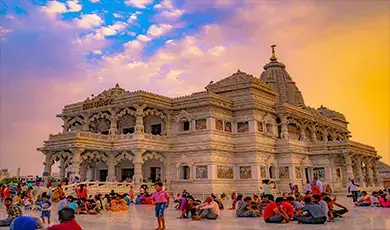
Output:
top-left (266, 123), bottom-right (273, 133)
top-left (123, 127), bottom-right (134, 134)
top-left (180, 120), bottom-right (190, 131)
top-left (179, 165), bottom-right (190, 180)
top-left (224, 121), bottom-right (232, 132)
top-left (237, 121), bottom-right (249, 132)
top-left (101, 130), bottom-right (109, 135)
top-left (257, 122), bottom-right (264, 132)
top-left (316, 131), bottom-right (324, 141)
top-left (151, 124), bottom-right (162, 135)
top-left (327, 135), bottom-right (333, 141)
top-left (269, 165), bottom-right (276, 179)
top-left (118, 114), bottom-right (135, 135)
top-left (69, 121), bottom-right (82, 132)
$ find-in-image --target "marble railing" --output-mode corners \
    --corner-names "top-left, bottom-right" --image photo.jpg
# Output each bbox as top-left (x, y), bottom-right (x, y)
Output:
top-left (60, 181), bottom-right (133, 197)
top-left (144, 133), bottom-right (167, 141)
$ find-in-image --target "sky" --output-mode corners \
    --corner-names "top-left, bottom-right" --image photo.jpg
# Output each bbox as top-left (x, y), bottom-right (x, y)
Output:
top-left (0, 0), bottom-right (389, 176)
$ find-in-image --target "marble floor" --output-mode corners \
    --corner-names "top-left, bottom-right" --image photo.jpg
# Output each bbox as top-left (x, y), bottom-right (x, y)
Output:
top-left (1, 198), bottom-right (390, 230)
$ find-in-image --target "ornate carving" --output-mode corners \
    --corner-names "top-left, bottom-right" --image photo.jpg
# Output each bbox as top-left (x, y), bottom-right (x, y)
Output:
top-left (116, 108), bottom-right (136, 119)
top-left (144, 108), bottom-right (166, 121)
top-left (175, 154), bottom-right (194, 168)
top-left (89, 112), bottom-right (111, 122)
top-left (115, 151), bottom-right (135, 163)
top-left (142, 152), bottom-right (166, 163)
top-left (174, 110), bottom-right (193, 123)
top-left (81, 151), bottom-right (108, 163)
top-left (65, 117), bottom-right (84, 131)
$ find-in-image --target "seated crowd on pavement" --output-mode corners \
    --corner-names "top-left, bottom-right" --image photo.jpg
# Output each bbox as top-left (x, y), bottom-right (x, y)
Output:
top-left (0, 175), bottom-right (389, 229)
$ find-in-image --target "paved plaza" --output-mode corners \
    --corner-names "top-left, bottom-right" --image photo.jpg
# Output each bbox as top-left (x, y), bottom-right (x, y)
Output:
top-left (1, 198), bottom-right (390, 230)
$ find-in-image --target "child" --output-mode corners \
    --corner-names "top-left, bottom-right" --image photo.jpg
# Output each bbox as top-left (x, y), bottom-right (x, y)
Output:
top-left (23, 195), bottom-right (32, 211)
top-left (123, 194), bottom-right (131, 205)
top-left (69, 198), bottom-right (80, 214)
top-left (12, 193), bottom-right (22, 206)
top-left (41, 195), bottom-right (52, 225)
top-left (151, 182), bottom-right (170, 230)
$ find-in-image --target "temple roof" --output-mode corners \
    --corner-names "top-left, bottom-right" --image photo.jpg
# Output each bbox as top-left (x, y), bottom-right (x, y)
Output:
top-left (379, 161), bottom-right (390, 173)
top-left (317, 105), bottom-right (347, 123)
top-left (205, 69), bottom-right (274, 94)
top-left (85, 83), bottom-right (129, 102)
top-left (260, 45), bottom-right (305, 107)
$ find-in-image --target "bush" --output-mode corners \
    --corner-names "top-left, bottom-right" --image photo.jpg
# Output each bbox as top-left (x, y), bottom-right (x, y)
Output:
top-left (0, 177), bottom-right (20, 185)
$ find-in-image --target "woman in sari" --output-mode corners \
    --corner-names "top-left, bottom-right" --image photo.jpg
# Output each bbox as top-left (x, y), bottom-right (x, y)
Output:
top-left (52, 185), bottom-right (64, 203)
top-left (107, 195), bottom-right (128, 212)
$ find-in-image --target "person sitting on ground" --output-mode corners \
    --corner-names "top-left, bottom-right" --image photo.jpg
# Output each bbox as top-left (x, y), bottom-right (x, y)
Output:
top-left (102, 194), bottom-right (111, 209)
top-left (178, 197), bottom-right (196, 219)
top-left (178, 194), bottom-right (187, 211)
top-left (229, 194), bottom-right (242, 210)
top-left (323, 196), bottom-right (348, 221)
top-left (312, 194), bottom-right (328, 219)
top-left (68, 198), bottom-right (79, 214)
top-left (192, 196), bottom-right (220, 220)
top-left (10, 216), bottom-right (45, 230)
top-left (370, 191), bottom-right (380, 207)
top-left (47, 207), bottom-right (82, 230)
top-left (174, 193), bottom-right (181, 209)
top-left (75, 184), bottom-right (87, 200)
top-left (107, 194), bottom-right (128, 212)
top-left (211, 194), bottom-right (224, 210)
top-left (123, 194), bottom-right (131, 205)
top-left (236, 196), bottom-right (261, 217)
top-left (259, 195), bottom-right (270, 212)
top-left (294, 197), bottom-right (327, 224)
top-left (282, 197), bottom-right (295, 219)
top-left (263, 197), bottom-right (290, 223)
top-left (57, 196), bottom-right (72, 211)
top-left (356, 191), bottom-right (371, 206)
top-left (0, 198), bottom-right (23, 227)
top-left (379, 193), bottom-right (390, 208)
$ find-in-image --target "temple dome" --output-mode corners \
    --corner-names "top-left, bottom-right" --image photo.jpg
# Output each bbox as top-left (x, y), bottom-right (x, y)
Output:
top-left (85, 83), bottom-right (128, 102)
top-left (260, 45), bottom-right (305, 107)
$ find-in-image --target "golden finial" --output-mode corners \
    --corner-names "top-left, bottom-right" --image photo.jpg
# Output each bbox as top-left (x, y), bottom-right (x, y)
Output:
top-left (270, 45), bottom-right (277, 62)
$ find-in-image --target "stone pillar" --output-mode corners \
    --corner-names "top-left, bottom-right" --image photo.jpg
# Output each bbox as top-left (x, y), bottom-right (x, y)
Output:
top-left (354, 157), bottom-right (364, 185)
top-left (43, 152), bottom-right (53, 183)
top-left (310, 127), bottom-right (317, 142)
top-left (107, 154), bottom-right (117, 182)
top-left (372, 159), bottom-right (381, 187)
top-left (134, 104), bottom-right (147, 139)
top-left (62, 117), bottom-right (70, 133)
top-left (80, 165), bottom-right (87, 181)
top-left (71, 148), bottom-right (84, 181)
top-left (59, 157), bottom-right (66, 179)
top-left (82, 113), bottom-right (91, 132)
top-left (280, 115), bottom-right (289, 141)
top-left (366, 160), bottom-right (374, 187)
top-left (164, 153), bottom-right (172, 190)
top-left (133, 149), bottom-right (144, 189)
top-left (109, 117), bottom-right (118, 135)
top-left (344, 153), bottom-right (354, 185)
top-left (299, 128), bottom-right (307, 142)
top-left (164, 111), bottom-right (172, 136)
top-left (323, 129), bottom-right (328, 142)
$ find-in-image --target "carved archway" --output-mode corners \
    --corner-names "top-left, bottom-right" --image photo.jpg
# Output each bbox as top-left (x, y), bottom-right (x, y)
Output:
top-left (174, 110), bottom-right (193, 123)
top-left (142, 152), bottom-right (166, 163)
top-left (115, 108), bottom-right (136, 119)
top-left (115, 151), bottom-right (135, 164)
top-left (81, 151), bottom-right (108, 163)
top-left (89, 112), bottom-right (111, 122)
top-left (175, 154), bottom-right (194, 180)
top-left (144, 109), bottom-right (166, 121)
top-left (65, 117), bottom-right (84, 131)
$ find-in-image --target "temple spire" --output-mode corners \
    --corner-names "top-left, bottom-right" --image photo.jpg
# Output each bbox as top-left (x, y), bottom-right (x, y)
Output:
top-left (270, 44), bottom-right (277, 62)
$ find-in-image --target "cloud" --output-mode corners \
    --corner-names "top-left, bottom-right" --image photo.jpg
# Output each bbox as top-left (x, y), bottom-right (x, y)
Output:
top-left (41, 1), bottom-right (67, 15)
top-left (147, 24), bottom-right (173, 37)
top-left (127, 11), bottom-right (142, 23)
top-left (89, 0), bottom-right (100, 3)
top-left (67, 0), bottom-right (82, 12)
top-left (92, 50), bottom-right (102, 55)
top-left (74, 14), bottom-right (104, 29)
top-left (125, 0), bottom-right (153, 9)
top-left (154, 0), bottom-right (184, 20)
top-left (113, 13), bottom-right (123, 18)
top-left (136, 34), bottom-right (152, 42)
top-left (153, 0), bottom-right (174, 9)
top-left (96, 21), bottom-right (128, 37)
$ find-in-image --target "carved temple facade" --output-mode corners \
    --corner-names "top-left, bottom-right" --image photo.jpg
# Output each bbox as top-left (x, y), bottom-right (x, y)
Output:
top-left (38, 47), bottom-right (383, 193)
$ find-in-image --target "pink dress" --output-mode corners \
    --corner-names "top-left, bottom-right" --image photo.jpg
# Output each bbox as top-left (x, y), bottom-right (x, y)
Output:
top-left (379, 197), bottom-right (390, 208)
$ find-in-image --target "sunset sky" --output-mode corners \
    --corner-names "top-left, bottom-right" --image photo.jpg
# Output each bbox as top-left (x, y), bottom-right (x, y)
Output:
top-left (0, 0), bottom-right (389, 176)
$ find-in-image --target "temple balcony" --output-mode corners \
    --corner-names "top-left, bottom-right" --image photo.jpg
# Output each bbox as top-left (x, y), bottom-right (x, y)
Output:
top-left (41, 130), bottom-right (170, 152)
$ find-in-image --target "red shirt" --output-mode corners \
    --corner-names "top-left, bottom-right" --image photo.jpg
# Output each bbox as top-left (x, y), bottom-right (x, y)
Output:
top-left (263, 202), bottom-right (280, 220)
top-left (47, 220), bottom-right (82, 230)
top-left (76, 188), bottom-right (87, 199)
top-left (282, 202), bottom-right (294, 218)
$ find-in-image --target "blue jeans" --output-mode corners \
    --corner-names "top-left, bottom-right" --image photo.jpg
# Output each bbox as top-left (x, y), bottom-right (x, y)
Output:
top-left (265, 215), bottom-right (285, 223)
top-left (0, 217), bottom-right (15, 227)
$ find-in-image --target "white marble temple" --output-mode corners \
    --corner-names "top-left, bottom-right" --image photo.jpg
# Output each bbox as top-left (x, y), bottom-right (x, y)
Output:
top-left (1, 198), bottom-right (390, 230)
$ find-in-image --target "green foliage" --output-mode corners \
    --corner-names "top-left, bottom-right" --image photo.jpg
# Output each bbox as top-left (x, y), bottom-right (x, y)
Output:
top-left (0, 177), bottom-right (20, 185)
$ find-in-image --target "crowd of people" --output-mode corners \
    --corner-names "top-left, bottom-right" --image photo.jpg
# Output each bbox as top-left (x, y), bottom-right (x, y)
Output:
top-left (0, 176), bottom-right (389, 229)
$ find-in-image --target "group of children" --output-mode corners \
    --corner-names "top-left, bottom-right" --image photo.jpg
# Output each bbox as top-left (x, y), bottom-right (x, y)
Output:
top-left (355, 190), bottom-right (390, 207)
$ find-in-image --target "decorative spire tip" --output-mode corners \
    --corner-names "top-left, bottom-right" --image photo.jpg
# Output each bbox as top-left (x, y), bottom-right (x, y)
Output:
top-left (115, 83), bottom-right (120, 87)
top-left (270, 44), bottom-right (278, 62)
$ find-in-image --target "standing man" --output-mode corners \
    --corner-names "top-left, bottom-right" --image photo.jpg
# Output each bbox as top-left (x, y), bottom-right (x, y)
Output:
top-left (314, 177), bottom-right (323, 193)
top-left (0, 198), bottom-right (23, 227)
top-left (151, 182), bottom-right (170, 230)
